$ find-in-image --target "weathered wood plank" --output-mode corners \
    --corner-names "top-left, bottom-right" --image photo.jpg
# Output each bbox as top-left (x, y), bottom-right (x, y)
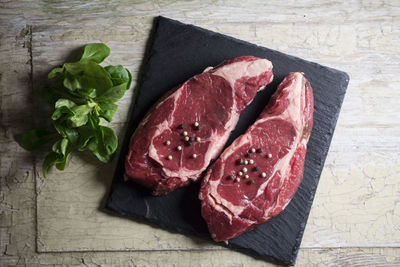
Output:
top-left (33, 1), bottom-right (400, 251)
top-left (1, 0), bottom-right (400, 265)
top-left (2, 247), bottom-right (400, 266)
top-left (0, 8), bottom-right (37, 259)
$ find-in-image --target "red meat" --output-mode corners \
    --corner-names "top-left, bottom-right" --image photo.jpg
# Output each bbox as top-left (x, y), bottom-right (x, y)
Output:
top-left (199, 72), bottom-right (314, 241)
top-left (125, 56), bottom-right (273, 195)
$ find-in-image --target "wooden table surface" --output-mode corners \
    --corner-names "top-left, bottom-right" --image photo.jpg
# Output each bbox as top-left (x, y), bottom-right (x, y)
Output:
top-left (1, 1), bottom-right (399, 266)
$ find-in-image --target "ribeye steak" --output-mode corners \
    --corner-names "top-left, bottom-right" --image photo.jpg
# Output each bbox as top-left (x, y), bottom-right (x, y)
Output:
top-left (125, 56), bottom-right (274, 195)
top-left (199, 72), bottom-right (314, 241)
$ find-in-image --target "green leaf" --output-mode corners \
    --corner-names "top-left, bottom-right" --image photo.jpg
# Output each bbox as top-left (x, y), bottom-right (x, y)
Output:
top-left (52, 99), bottom-right (76, 121)
top-left (63, 61), bottom-right (113, 95)
top-left (47, 139), bottom-right (73, 173)
top-left (127, 69), bottom-right (132, 89)
top-left (52, 99), bottom-right (75, 120)
top-left (99, 126), bottom-right (118, 155)
top-left (76, 126), bottom-right (95, 151)
top-left (32, 43), bottom-right (128, 175)
top-left (53, 119), bottom-right (67, 137)
top-left (55, 98), bottom-right (76, 109)
top-left (55, 153), bottom-right (70, 170)
top-left (68, 103), bottom-right (96, 128)
top-left (88, 113), bottom-right (101, 144)
top-left (63, 73), bottom-right (81, 92)
top-left (42, 86), bottom-right (84, 105)
top-left (52, 119), bottom-right (78, 144)
top-left (97, 100), bottom-right (118, 122)
top-left (64, 127), bottom-right (79, 144)
top-left (96, 82), bottom-right (128, 103)
top-left (52, 106), bottom-right (74, 121)
top-left (55, 142), bottom-right (72, 170)
top-left (86, 115), bottom-right (117, 162)
top-left (88, 112), bottom-right (100, 127)
top-left (42, 151), bottom-right (63, 177)
top-left (60, 138), bottom-right (68, 155)
top-left (80, 43), bottom-right (110, 64)
top-left (87, 138), bottom-right (112, 163)
top-left (52, 138), bottom-right (69, 155)
top-left (104, 65), bottom-right (131, 87)
top-left (93, 150), bottom-right (112, 163)
top-left (62, 61), bottom-right (85, 76)
top-left (18, 129), bottom-right (56, 151)
top-left (52, 140), bottom-right (61, 153)
top-left (77, 87), bottom-right (97, 98)
top-left (48, 67), bottom-right (64, 79)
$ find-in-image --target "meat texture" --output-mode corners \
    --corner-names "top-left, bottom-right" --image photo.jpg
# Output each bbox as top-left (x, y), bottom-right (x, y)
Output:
top-left (125, 56), bottom-right (274, 195)
top-left (199, 72), bottom-right (314, 242)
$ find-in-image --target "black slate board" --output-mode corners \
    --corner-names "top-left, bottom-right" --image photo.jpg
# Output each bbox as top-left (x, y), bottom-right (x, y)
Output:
top-left (106, 16), bottom-right (349, 265)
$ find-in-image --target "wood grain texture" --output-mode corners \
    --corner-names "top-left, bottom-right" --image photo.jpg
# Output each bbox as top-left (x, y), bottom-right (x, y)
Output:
top-left (1, 0), bottom-right (399, 265)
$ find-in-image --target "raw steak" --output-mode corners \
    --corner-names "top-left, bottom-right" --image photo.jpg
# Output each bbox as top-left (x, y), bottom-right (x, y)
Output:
top-left (125, 56), bottom-right (274, 195)
top-left (199, 72), bottom-right (314, 241)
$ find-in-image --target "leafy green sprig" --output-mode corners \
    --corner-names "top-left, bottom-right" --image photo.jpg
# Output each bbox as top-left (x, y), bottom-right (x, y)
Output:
top-left (19, 43), bottom-right (132, 177)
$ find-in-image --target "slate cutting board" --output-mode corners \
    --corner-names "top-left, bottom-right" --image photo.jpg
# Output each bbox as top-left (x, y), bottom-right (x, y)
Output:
top-left (106, 16), bottom-right (349, 265)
